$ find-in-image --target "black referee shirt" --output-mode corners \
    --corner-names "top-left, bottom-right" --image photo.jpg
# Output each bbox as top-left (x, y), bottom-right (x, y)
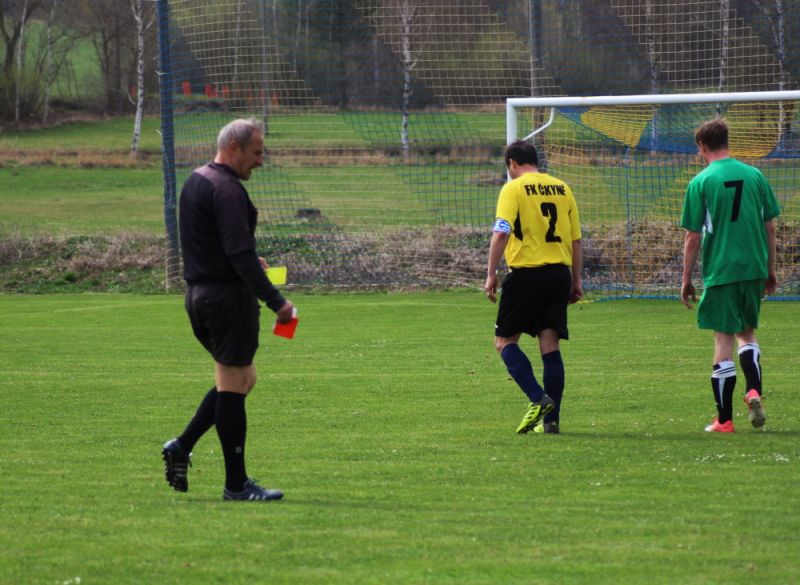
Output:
top-left (179, 162), bottom-right (285, 311)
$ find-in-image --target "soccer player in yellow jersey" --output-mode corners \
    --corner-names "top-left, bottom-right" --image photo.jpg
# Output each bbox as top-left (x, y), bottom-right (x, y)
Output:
top-left (485, 140), bottom-right (583, 434)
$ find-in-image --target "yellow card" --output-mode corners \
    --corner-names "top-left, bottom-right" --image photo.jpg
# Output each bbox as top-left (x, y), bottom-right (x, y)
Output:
top-left (266, 266), bottom-right (287, 285)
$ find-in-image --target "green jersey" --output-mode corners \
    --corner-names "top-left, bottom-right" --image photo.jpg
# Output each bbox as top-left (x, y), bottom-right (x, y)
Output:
top-left (681, 157), bottom-right (780, 287)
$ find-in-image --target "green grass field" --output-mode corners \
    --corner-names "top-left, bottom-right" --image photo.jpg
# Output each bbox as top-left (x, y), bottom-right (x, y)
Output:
top-left (2, 292), bottom-right (798, 584)
top-left (173, 109), bottom-right (506, 149)
top-left (0, 166), bottom-right (164, 235)
top-left (0, 117), bottom-right (163, 153)
top-left (3, 115), bottom-right (797, 237)
top-left (0, 113), bottom-right (677, 235)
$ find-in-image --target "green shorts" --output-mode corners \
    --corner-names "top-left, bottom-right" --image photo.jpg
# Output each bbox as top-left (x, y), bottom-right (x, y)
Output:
top-left (697, 279), bottom-right (764, 334)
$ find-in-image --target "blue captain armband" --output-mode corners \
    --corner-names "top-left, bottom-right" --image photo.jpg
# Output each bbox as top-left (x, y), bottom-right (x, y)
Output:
top-left (493, 218), bottom-right (512, 234)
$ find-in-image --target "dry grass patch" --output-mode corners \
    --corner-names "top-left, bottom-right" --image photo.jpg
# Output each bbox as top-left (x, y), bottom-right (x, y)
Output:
top-left (0, 149), bottom-right (157, 169)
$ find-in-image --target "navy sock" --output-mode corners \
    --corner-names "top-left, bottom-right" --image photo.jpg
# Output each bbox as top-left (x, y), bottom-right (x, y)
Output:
top-left (501, 344), bottom-right (545, 403)
top-left (711, 362), bottom-right (736, 423)
top-left (542, 351), bottom-right (564, 424)
top-left (178, 386), bottom-right (217, 452)
top-left (215, 391), bottom-right (248, 492)
top-left (738, 343), bottom-right (762, 395)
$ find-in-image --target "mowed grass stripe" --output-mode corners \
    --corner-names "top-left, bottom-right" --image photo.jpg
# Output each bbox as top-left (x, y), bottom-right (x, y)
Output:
top-left (283, 166), bottom-right (432, 225)
top-left (0, 167), bottom-right (165, 235)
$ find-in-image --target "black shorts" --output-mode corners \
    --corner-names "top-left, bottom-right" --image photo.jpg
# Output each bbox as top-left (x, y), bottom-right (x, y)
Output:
top-left (495, 264), bottom-right (571, 339)
top-left (185, 283), bottom-right (260, 367)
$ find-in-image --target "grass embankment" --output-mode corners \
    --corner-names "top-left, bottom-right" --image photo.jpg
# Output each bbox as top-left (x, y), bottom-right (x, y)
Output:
top-left (0, 120), bottom-right (166, 292)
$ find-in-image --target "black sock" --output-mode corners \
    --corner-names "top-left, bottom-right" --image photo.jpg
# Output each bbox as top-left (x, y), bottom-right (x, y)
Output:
top-left (215, 391), bottom-right (248, 492)
top-left (738, 343), bottom-right (762, 395)
top-left (542, 351), bottom-right (564, 424)
top-left (178, 386), bottom-right (217, 452)
top-left (500, 344), bottom-right (545, 402)
top-left (711, 361), bottom-right (736, 423)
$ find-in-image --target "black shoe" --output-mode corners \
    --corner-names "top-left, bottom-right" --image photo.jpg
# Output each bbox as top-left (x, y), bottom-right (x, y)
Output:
top-left (543, 421), bottom-right (560, 434)
top-left (223, 478), bottom-right (284, 502)
top-left (162, 438), bottom-right (191, 492)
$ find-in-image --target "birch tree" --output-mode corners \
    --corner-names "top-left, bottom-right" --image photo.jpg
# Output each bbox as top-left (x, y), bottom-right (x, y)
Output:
top-left (645, 0), bottom-right (659, 150)
top-left (710, 0), bottom-right (731, 117)
top-left (42, 0), bottom-right (59, 123)
top-left (718, 0), bottom-right (729, 96)
top-left (398, 0), bottom-right (417, 156)
top-left (527, 0), bottom-right (542, 98)
top-left (359, 1), bottom-right (435, 153)
top-left (130, 0), bottom-right (154, 158)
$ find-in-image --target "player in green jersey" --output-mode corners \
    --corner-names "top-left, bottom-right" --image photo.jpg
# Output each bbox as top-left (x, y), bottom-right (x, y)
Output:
top-left (680, 118), bottom-right (780, 433)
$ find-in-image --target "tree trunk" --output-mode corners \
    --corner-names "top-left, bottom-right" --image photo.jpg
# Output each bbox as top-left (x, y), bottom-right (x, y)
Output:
top-left (528, 0), bottom-right (543, 97)
top-left (272, 0), bottom-right (278, 42)
top-left (717, 0), bottom-right (730, 115)
top-left (774, 0), bottom-right (788, 135)
top-left (645, 0), bottom-right (658, 151)
top-left (528, 0), bottom-right (546, 164)
top-left (130, 0), bottom-right (146, 158)
top-left (113, 13), bottom-right (122, 112)
top-left (399, 0), bottom-right (415, 156)
top-left (232, 0), bottom-right (241, 98)
top-left (260, 0), bottom-right (270, 133)
top-left (15, 0), bottom-right (30, 123)
top-left (372, 32), bottom-right (380, 99)
top-left (43, 0), bottom-right (59, 123)
top-left (294, 0), bottom-right (302, 72)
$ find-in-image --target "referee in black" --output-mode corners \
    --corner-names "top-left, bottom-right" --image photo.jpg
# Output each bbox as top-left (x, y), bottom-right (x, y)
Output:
top-left (162, 118), bottom-right (294, 501)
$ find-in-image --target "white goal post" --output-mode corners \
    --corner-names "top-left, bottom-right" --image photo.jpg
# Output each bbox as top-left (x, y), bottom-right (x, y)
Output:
top-left (503, 90), bottom-right (800, 299)
top-left (507, 90), bottom-right (800, 144)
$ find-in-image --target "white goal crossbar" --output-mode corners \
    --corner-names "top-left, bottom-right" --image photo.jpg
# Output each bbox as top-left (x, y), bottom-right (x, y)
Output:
top-left (507, 90), bottom-right (800, 144)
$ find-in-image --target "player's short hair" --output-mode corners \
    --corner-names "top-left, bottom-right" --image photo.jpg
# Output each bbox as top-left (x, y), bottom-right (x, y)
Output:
top-left (504, 140), bottom-right (539, 168)
top-left (695, 118), bottom-right (729, 151)
top-left (217, 118), bottom-right (263, 151)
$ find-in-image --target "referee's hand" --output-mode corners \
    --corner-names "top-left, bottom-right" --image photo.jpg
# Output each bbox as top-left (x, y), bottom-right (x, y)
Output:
top-left (275, 300), bottom-right (295, 324)
top-left (484, 274), bottom-right (498, 303)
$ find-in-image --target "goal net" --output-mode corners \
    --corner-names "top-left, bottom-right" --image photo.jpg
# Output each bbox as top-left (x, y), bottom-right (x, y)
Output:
top-left (507, 92), bottom-right (800, 299)
top-left (156, 0), bottom-right (800, 296)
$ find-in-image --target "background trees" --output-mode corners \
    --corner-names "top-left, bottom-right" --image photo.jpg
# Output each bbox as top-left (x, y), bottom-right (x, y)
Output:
top-left (1, 0), bottom-right (44, 121)
top-left (0, 0), bottom-right (157, 124)
top-left (2, 0), bottom-right (800, 127)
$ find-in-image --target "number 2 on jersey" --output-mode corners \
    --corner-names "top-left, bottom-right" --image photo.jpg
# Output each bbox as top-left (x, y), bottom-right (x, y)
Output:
top-left (724, 180), bottom-right (744, 222)
top-left (540, 202), bottom-right (562, 242)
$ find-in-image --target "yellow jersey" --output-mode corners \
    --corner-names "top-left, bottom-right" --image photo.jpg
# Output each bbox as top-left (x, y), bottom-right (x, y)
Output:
top-left (494, 171), bottom-right (581, 268)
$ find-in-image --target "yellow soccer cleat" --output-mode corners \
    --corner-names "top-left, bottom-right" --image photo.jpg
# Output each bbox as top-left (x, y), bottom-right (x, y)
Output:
top-left (516, 396), bottom-right (555, 434)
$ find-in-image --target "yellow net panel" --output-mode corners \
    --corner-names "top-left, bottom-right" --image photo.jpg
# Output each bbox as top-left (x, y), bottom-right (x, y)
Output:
top-left (515, 100), bottom-right (800, 298)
